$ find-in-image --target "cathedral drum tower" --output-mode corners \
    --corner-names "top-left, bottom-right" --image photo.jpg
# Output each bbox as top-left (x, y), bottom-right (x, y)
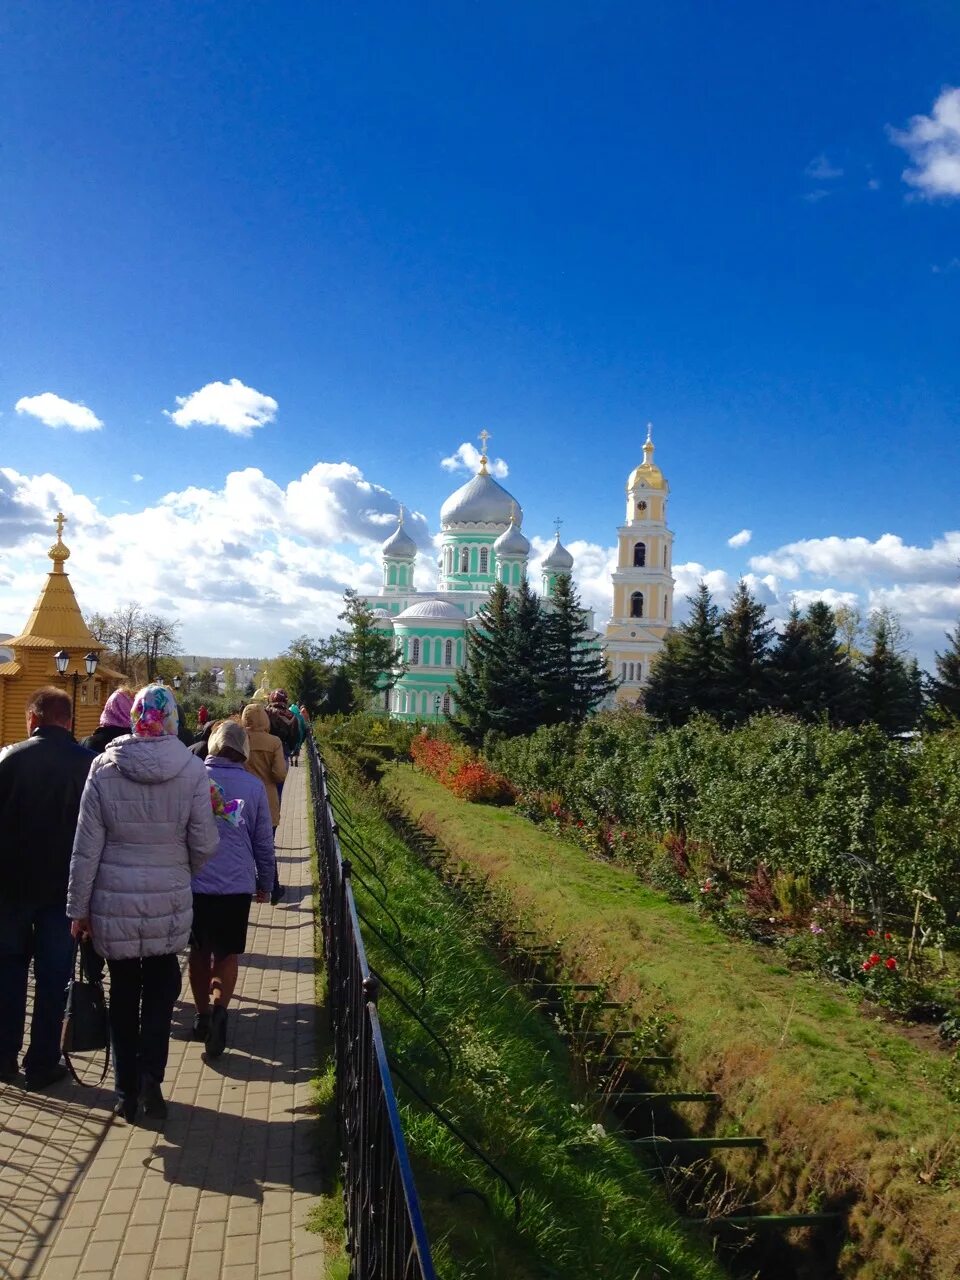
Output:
top-left (605, 425), bottom-right (675, 704)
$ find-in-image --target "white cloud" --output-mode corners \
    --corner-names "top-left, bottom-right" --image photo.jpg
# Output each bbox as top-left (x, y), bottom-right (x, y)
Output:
top-left (932, 257), bottom-right (960, 274)
top-left (867, 178), bottom-right (881, 191)
top-left (131, 473), bottom-right (144, 483)
top-left (788, 587), bottom-right (861, 613)
top-left (441, 442), bottom-right (509, 480)
top-left (165, 378), bottom-right (278, 435)
top-left (803, 189), bottom-right (830, 204)
top-left (805, 153), bottom-right (843, 180)
top-left (749, 531), bottom-right (960, 584)
top-left (727, 528), bottom-right (752, 548)
top-left (0, 461), bottom-right (431, 655)
top-left (15, 393), bottom-right (103, 432)
top-left (889, 86), bottom-right (960, 199)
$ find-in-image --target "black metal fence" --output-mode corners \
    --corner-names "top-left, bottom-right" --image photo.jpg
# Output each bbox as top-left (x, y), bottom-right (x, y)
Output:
top-left (307, 736), bottom-right (437, 1280)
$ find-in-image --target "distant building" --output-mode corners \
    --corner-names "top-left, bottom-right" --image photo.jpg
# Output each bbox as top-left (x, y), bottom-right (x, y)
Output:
top-left (359, 433), bottom-right (596, 720)
top-left (605, 426), bottom-right (676, 703)
top-left (360, 430), bottom-right (676, 719)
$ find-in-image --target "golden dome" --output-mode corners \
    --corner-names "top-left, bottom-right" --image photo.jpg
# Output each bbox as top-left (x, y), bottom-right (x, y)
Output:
top-left (627, 424), bottom-right (666, 491)
top-left (48, 511), bottom-right (71, 565)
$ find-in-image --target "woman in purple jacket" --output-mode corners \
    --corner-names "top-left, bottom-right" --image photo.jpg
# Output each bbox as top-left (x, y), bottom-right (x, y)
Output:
top-left (189, 720), bottom-right (275, 1059)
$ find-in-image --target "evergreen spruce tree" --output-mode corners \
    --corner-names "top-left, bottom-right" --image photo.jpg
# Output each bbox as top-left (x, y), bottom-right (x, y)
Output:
top-left (642, 631), bottom-right (687, 724)
top-left (769, 602), bottom-right (815, 717)
top-left (541, 573), bottom-right (618, 725)
top-left (643, 582), bottom-right (724, 725)
top-left (452, 581), bottom-right (548, 744)
top-left (804, 600), bottom-right (859, 725)
top-left (719, 580), bottom-right (774, 723)
top-left (928, 623), bottom-right (960, 720)
top-left (331, 589), bottom-right (402, 709)
top-left (858, 610), bottom-right (922, 733)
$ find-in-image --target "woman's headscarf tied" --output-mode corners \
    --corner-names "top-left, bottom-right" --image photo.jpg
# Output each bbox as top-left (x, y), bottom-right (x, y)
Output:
top-left (131, 684), bottom-right (180, 739)
top-left (100, 687), bottom-right (135, 730)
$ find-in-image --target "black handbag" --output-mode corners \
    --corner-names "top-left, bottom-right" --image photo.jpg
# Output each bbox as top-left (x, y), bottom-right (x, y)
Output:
top-left (61, 940), bottom-right (110, 1085)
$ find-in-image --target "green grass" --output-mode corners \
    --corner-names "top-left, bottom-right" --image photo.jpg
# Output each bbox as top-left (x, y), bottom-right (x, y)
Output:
top-left (322, 746), bottom-right (727, 1280)
top-left (383, 762), bottom-right (960, 1280)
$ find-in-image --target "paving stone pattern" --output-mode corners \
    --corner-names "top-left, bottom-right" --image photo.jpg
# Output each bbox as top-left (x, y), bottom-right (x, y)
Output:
top-left (0, 762), bottom-right (326, 1279)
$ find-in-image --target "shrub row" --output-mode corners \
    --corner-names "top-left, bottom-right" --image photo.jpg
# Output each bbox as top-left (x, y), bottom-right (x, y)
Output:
top-left (483, 712), bottom-right (960, 928)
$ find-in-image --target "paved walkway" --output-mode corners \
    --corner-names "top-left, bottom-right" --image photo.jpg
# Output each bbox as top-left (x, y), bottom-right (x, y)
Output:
top-left (0, 763), bottom-right (326, 1280)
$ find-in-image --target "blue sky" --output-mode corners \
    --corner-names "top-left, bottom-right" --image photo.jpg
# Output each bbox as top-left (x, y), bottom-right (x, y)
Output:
top-left (1, 1), bottom-right (958, 661)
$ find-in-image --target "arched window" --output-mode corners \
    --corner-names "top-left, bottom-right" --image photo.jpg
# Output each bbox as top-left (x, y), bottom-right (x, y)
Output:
top-left (460, 547), bottom-right (469, 573)
top-left (663, 596), bottom-right (668, 618)
top-left (442, 693), bottom-right (451, 714)
top-left (628, 662), bottom-right (634, 682)
top-left (388, 564), bottom-right (397, 585)
top-left (663, 546), bottom-right (668, 568)
top-left (444, 639), bottom-right (453, 666)
top-left (411, 638), bottom-right (420, 665)
top-left (633, 541), bottom-right (646, 567)
top-left (479, 547), bottom-right (489, 574)
top-left (630, 592), bottom-right (644, 619)
top-left (621, 662), bottom-right (626, 681)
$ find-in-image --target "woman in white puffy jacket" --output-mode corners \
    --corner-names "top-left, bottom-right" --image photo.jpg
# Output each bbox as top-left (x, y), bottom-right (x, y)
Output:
top-left (67, 684), bottom-right (219, 1125)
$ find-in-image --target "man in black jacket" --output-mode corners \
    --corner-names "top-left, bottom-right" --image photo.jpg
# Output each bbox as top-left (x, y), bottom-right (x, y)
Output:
top-left (0, 687), bottom-right (94, 1088)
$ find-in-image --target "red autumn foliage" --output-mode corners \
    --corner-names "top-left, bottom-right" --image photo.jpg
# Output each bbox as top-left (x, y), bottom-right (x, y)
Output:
top-left (410, 733), bottom-right (514, 805)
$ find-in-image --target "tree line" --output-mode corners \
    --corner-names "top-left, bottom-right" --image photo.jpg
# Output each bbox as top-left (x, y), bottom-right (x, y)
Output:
top-left (87, 604), bottom-right (181, 683)
top-left (644, 581), bottom-right (960, 732)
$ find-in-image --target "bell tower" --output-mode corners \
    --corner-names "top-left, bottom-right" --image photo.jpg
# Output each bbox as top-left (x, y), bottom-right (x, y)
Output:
top-left (605, 425), bottom-right (675, 702)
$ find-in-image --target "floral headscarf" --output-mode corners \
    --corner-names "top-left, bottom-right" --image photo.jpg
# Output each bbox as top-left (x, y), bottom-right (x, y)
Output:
top-left (100, 687), bottom-right (135, 730)
top-left (130, 684), bottom-right (180, 739)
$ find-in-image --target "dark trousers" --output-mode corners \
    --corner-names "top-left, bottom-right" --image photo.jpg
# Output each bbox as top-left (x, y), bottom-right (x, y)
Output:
top-left (0, 902), bottom-right (73, 1074)
top-left (106, 954), bottom-right (181, 1103)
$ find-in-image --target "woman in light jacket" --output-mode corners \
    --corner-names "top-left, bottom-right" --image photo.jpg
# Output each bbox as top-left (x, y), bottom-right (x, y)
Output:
top-left (239, 704), bottom-right (286, 828)
top-left (67, 685), bottom-right (219, 1125)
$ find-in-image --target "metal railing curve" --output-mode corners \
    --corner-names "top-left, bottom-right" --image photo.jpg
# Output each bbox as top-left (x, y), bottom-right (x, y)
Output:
top-left (308, 736), bottom-right (437, 1280)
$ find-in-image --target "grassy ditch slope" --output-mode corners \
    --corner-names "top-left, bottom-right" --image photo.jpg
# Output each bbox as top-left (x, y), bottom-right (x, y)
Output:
top-left (383, 763), bottom-right (960, 1280)
top-left (323, 747), bottom-right (726, 1280)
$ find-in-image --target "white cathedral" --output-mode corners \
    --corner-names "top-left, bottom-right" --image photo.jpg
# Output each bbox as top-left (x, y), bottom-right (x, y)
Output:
top-left (359, 428), bottom-right (675, 718)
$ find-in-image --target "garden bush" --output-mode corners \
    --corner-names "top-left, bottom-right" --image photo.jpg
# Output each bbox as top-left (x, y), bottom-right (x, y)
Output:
top-left (487, 713), bottom-right (960, 927)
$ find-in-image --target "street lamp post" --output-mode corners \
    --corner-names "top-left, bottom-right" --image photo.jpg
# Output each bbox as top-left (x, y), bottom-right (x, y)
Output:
top-left (54, 649), bottom-right (100, 728)
top-left (173, 674), bottom-right (182, 691)
top-left (434, 694), bottom-right (441, 722)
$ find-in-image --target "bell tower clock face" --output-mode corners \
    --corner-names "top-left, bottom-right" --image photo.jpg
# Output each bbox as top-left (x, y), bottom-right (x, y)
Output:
top-left (636, 500), bottom-right (647, 515)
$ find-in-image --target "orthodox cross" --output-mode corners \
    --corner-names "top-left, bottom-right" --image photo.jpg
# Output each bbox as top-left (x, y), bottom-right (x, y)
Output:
top-left (398, 503), bottom-right (405, 526)
top-left (553, 516), bottom-right (563, 539)
top-left (478, 428), bottom-right (491, 455)
top-left (54, 511), bottom-right (67, 540)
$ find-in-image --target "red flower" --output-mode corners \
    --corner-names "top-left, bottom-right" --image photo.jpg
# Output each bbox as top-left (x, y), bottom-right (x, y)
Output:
top-left (868, 953), bottom-right (881, 965)
top-left (884, 932), bottom-right (892, 941)
top-left (861, 960), bottom-right (873, 971)
top-left (866, 929), bottom-right (875, 937)
top-left (885, 956), bottom-right (897, 970)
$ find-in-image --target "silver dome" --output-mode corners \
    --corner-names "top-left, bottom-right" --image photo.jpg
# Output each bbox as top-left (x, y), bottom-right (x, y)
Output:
top-left (542, 536), bottom-right (574, 570)
top-left (494, 522), bottom-right (530, 557)
top-left (381, 521), bottom-right (418, 559)
top-left (440, 472), bottom-right (522, 528)
top-left (394, 599), bottom-right (466, 623)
